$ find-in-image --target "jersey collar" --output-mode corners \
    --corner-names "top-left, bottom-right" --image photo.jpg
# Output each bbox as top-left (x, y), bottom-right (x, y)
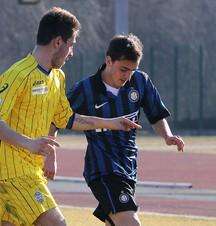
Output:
top-left (91, 64), bottom-right (132, 95)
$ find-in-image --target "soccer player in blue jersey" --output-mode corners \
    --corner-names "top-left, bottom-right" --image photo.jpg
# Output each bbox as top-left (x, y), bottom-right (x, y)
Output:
top-left (67, 34), bottom-right (184, 226)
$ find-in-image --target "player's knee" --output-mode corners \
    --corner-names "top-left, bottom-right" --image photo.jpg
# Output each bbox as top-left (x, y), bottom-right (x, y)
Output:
top-left (35, 218), bottom-right (66, 226)
top-left (34, 207), bottom-right (67, 226)
top-left (54, 218), bottom-right (67, 226)
top-left (121, 218), bottom-right (140, 226)
top-left (132, 213), bottom-right (141, 226)
top-left (121, 219), bottom-right (140, 226)
top-left (110, 211), bottom-right (141, 226)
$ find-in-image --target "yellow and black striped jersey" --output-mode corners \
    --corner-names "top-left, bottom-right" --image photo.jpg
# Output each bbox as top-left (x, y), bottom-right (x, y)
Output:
top-left (0, 54), bottom-right (73, 180)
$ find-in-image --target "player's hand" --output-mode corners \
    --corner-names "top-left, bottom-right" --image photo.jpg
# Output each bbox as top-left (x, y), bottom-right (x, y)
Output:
top-left (107, 117), bottom-right (142, 131)
top-left (165, 135), bottom-right (184, 152)
top-left (43, 150), bottom-right (57, 180)
top-left (24, 136), bottom-right (60, 156)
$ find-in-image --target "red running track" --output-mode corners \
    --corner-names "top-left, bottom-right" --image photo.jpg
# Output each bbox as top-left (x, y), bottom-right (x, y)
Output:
top-left (53, 149), bottom-right (216, 217)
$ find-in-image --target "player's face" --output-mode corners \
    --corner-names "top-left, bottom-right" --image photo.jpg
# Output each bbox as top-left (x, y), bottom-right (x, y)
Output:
top-left (106, 57), bottom-right (140, 88)
top-left (51, 34), bottom-right (77, 69)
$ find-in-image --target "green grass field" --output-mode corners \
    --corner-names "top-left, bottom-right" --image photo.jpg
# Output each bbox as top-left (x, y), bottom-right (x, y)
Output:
top-left (61, 206), bottom-right (216, 226)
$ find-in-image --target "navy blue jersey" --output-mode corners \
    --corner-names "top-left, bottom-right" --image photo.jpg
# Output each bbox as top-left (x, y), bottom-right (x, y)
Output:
top-left (67, 64), bottom-right (170, 184)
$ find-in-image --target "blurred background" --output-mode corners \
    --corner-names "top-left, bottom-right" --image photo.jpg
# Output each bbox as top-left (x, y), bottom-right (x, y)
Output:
top-left (0, 0), bottom-right (215, 134)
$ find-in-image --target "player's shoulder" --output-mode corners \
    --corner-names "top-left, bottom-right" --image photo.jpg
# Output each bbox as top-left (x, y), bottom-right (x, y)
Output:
top-left (73, 74), bottom-right (93, 89)
top-left (133, 69), bottom-right (149, 82)
top-left (4, 54), bottom-right (37, 80)
top-left (53, 68), bottom-right (65, 81)
top-left (133, 69), bottom-right (149, 79)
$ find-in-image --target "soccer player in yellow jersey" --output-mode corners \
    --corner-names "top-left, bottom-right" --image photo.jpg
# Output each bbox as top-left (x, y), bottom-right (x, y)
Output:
top-left (0, 7), bottom-right (141, 226)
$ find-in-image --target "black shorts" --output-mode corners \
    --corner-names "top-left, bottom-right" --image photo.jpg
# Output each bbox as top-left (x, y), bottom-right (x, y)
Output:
top-left (88, 174), bottom-right (138, 222)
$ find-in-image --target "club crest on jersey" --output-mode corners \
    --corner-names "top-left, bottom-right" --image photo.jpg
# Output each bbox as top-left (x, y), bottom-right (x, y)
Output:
top-left (34, 191), bottom-right (44, 203)
top-left (32, 85), bottom-right (48, 95)
top-left (119, 192), bottom-right (130, 203)
top-left (128, 89), bottom-right (139, 102)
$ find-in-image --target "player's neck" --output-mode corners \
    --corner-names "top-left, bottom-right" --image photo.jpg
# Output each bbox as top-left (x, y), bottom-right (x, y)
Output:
top-left (102, 71), bottom-right (112, 87)
top-left (32, 45), bottom-right (52, 70)
top-left (101, 70), bottom-right (117, 89)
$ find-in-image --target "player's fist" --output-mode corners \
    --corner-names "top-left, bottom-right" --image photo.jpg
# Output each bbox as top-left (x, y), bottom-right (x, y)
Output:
top-left (165, 135), bottom-right (184, 152)
top-left (24, 136), bottom-right (60, 156)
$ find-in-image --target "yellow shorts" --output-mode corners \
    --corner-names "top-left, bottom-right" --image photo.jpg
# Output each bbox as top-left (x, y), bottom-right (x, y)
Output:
top-left (0, 175), bottom-right (57, 225)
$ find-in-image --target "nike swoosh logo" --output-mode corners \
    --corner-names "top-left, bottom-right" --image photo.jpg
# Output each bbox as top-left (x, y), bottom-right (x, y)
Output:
top-left (0, 83), bottom-right (9, 93)
top-left (95, 102), bottom-right (108, 109)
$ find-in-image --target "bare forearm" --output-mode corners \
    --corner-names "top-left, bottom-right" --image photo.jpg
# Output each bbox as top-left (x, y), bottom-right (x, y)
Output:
top-left (152, 119), bottom-right (173, 139)
top-left (72, 114), bottom-right (109, 131)
top-left (152, 119), bottom-right (184, 152)
top-left (0, 120), bottom-right (31, 149)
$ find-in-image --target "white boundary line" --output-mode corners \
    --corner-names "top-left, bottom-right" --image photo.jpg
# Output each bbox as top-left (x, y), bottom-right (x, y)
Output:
top-left (59, 205), bottom-right (216, 221)
top-left (54, 176), bottom-right (193, 189)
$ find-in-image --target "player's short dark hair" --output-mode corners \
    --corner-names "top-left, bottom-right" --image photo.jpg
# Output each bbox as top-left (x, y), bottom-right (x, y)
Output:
top-left (37, 7), bottom-right (81, 45)
top-left (106, 34), bottom-right (143, 62)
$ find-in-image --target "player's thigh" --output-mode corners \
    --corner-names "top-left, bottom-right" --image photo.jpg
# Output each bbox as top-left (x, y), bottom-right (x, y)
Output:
top-left (33, 207), bottom-right (66, 226)
top-left (1, 176), bottom-right (57, 225)
top-left (0, 182), bottom-right (21, 226)
top-left (109, 211), bottom-right (141, 226)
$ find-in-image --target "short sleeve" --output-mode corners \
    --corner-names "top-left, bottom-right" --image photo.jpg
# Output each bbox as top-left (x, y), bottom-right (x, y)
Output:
top-left (67, 81), bottom-right (86, 114)
top-left (53, 71), bottom-right (74, 129)
top-left (0, 70), bottom-right (28, 121)
top-left (141, 76), bottom-right (170, 124)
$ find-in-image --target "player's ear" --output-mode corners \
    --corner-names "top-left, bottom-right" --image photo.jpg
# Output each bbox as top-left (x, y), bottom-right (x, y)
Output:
top-left (52, 36), bottom-right (64, 49)
top-left (105, 56), bottom-right (113, 66)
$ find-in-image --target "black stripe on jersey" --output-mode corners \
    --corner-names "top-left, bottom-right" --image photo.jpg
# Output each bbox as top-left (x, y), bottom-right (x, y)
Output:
top-left (110, 99), bottom-right (128, 170)
top-left (119, 86), bottom-right (138, 177)
top-left (83, 79), bottom-right (102, 176)
top-left (66, 113), bottom-right (75, 129)
top-left (91, 89), bottom-right (115, 174)
top-left (11, 182), bottom-right (38, 217)
top-left (37, 72), bottom-right (47, 136)
top-left (17, 179), bottom-right (42, 215)
top-left (0, 83), bottom-right (9, 93)
top-left (11, 146), bottom-right (17, 178)
top-left (0, 59), bottom-right (36, 110)
top-left (17, 71), bottom-right (32, 134)
top-left (45, 85), bottom-right (51, 133)
top-left (0, 207), bottom-right (7, 222)
top-left (121, 85), bottom-right (134, 140)
top-left (30, 90), bottom-right (38, 136)
top-left (25, 178), bottom-right (48, 212)
top-left (55, 107), bottom-right (71, 129)
top-left (21, 69), bottom-right (35, 135)
top-left (5, 182), bottom-right (31, 223)
top-left (67, 82), bottom-right (86, 114)
top-left (3, 144), bottom-right (9, 178)
top-left (17, 69), bottom-right (38, 137)
top-left (59, 91), bottom-right (66, 113)
top-left (3, 141), bottom-right (17, 178)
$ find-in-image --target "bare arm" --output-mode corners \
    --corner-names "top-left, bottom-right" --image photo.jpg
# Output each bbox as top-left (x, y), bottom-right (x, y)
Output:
top-left (43, 123), bottom-right (59, 180)
top-left (0, 120), bottom-right (32, 149)
top-left (152, 119), bottom-right (184, 152)
top-left (72, 114), bottom-right (142, 131)
top-left (0, 119), bottom-right (59, 156)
